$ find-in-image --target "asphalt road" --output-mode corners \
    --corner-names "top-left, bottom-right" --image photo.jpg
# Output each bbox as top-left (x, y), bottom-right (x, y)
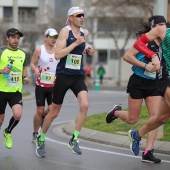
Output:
top-left (0, 88), bottom-right (170, 170)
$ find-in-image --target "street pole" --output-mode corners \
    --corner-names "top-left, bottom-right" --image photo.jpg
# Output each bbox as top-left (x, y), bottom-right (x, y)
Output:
top-left (13, 0), bottom-right (18, 28)
top-left (153, 0), bottom-right (168, 19)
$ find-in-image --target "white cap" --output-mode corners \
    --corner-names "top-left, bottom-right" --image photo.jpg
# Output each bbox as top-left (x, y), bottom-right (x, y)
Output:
top-left (44, 28), bottom-right (58, 36)
top-left (68, 6), bottom-right (84, 16)
top-left (66, 6), bottom-right (84, 25)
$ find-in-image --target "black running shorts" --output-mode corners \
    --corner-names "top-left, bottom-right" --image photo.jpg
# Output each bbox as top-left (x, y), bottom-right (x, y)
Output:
top-left (127, 74), bottom-right (161, 99)
top-left (0, 91), bottom-right (22, 114)
top-left (35, 85), bottom-right (53, 106)
top-left (53, 73), bottom-right (87, 105)
top-left (156, 77), bottom-right (170, 97)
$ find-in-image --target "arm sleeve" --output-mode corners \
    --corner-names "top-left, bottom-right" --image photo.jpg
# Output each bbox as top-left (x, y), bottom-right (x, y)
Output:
top-left (133, 34), bottom-right (156, 59)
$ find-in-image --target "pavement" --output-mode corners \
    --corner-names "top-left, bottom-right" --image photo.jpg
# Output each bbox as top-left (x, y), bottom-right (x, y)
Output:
top-left (23, 83), bottom-right (170, 155)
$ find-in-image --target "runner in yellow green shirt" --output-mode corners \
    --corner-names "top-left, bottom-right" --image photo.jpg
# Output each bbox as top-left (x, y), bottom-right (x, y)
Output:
top-left (0, 28), bottom-right (30, 149)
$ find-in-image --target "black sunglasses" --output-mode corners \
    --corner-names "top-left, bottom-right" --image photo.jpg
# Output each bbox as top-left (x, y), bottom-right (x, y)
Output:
top-left (72, 13), bottom-right (84, 18)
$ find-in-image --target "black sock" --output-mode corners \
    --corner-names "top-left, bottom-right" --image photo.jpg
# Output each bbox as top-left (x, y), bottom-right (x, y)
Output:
top-left (6, 116), bottom-right (20, 133)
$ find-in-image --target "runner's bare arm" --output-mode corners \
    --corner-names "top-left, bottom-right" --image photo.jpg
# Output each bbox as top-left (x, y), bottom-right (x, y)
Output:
top-left (83, 29), bottom-right (95, 56)
top-left (30, 48), bottom-right (41, 73)
top-left (123, 47), bottom-right (146, 68)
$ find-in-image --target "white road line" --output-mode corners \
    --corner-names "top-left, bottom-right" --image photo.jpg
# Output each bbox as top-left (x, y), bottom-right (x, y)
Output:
top-left (46, 137), bottom-right (170, 163)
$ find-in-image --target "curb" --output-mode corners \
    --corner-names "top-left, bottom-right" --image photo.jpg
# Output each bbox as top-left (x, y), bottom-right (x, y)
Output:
top-left (62, 121), bottom-right (170, 155)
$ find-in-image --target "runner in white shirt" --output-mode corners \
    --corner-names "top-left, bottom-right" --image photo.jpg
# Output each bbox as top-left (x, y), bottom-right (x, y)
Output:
top-left (30, 28), bottom-right (59, 143)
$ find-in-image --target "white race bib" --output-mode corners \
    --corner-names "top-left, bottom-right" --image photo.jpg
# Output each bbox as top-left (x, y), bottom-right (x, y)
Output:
top-left (7, 72), bottom-right (21, 86)
top-left (40, 71), bottom-right (55, 84)
top-left (65, 54), bottom-right (82, 70)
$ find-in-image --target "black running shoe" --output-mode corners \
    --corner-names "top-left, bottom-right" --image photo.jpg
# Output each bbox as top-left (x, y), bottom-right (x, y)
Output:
top-left (142, 150), bottom-right (161, 163)
top-left (106, 104), bottom-right (122, 123)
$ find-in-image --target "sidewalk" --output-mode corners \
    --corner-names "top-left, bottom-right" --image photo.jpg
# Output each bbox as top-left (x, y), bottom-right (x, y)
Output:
top-left (61, 121), bottom-right (170, 155)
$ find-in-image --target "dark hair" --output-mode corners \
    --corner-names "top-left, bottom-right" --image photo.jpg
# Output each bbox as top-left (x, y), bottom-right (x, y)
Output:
top-left (135, 15), bottom-right (166, 38)
top-left (135, 19), bottom-right (151, 38)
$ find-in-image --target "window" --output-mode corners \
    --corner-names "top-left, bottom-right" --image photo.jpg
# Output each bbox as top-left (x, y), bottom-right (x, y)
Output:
top-left (18, 8), bottom-right (37, 22)
top-left (98, 50), bottom-right (107, 63)
top-left (3, 7), bottom-right (12, 21)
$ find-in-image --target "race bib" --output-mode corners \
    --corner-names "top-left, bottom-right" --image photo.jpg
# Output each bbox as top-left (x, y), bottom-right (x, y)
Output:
top-left (65, 54), bottom-right (82, 70)
top-left (40, 71), bottom-right (55, 84)
top-left (7, 72), bottom-right (21, 86)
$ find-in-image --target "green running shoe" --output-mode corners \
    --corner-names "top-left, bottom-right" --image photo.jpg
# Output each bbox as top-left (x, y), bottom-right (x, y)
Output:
top-left (3, 130), bottom-right (13, 149)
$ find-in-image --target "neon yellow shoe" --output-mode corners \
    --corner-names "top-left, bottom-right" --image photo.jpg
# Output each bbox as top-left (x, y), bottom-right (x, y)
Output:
top-left (3, 130), bottom-right (13, 149)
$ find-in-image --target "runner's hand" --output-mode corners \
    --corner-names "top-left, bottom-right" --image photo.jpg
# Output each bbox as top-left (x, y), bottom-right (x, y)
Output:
top-left (75, 36), bottom-right (85, 46)
top-left (86, 47), bottom-right (95, 56)
top-left (23, 76), bottom-right (30, 84)
top-left (151, 55), bottom-right (160, 72)
top-left (3, 66), bottom-right (11, 74)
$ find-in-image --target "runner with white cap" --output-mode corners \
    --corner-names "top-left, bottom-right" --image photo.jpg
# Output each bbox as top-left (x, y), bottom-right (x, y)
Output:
top-left (36, 6), bottom-right (95, 158)
top-left (30, 28), bottom-right (59, 144)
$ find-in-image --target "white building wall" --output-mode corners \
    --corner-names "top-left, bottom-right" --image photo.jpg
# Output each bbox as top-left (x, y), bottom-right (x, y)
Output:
top-left (121, 58), bottom-right (133, 86)
top-left (93, 37), bottom-right (135, 84)
top-left (94, 38), bottom-right (135, 50)
top-left (0, 0), bottom-right (38, 7)
top-left (0, 6), bottom-right (3, 21)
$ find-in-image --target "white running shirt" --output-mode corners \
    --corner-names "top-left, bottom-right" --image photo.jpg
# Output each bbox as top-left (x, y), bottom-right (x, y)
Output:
top-left (36, 45), bottom-right (59, 87)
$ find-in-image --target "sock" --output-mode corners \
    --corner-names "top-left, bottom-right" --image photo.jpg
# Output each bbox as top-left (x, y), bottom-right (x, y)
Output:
top-left (134, 131), bottom-right (141, 141)
top-left (40, 132), bottom-right (46, 141)
top-left (73, 130), bottom-right (80, 140)
top-left (33, 132), bottom-right (38, 135)
top-left (6, 116), bottom-right (20, 133)
top-left (144, 150), bottom-right (148, 155)
top-left (114, 110), bottom-right (118, 118)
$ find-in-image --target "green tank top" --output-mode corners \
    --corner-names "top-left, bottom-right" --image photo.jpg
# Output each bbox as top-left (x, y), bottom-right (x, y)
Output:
top-left (0, 47), bottom-right (26, 92)
top-left (161, 28), bottom-right (170, 72)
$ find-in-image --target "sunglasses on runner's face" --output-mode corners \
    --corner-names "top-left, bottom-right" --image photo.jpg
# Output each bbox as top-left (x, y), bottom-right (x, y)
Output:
top-left (49, 35), bottom-right (58, 39)
top-left (72, 13), bottom-right (84, 18)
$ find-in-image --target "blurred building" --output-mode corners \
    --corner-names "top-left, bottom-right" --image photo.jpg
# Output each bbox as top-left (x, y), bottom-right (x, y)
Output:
top-left (0, 0), bottom-right (38, 32)
top-left (36, 0), bottom-right (70, 28)
top-left (0, 0), bottom-right (170, 86)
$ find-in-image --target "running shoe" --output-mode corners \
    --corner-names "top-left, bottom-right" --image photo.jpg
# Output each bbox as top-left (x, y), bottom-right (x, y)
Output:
top-left (128, 130), bottom-right (141, 156)
top-left (67, 138), bottom-right (82, 155)
top-left (142, 150), bottom-right (161, 163)
top-left (3, 129), bottom-right (13, 149)
top-left (32, 132), bottom-right (38, 143)
top-left (36, 136), bottom-right (45, 158)
top-left (106, 104), bottom-right (122, 123)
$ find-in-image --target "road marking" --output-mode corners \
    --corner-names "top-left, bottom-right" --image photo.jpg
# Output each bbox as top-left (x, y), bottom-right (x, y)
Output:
top-left (46, 137), bottom-right (170, 163)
